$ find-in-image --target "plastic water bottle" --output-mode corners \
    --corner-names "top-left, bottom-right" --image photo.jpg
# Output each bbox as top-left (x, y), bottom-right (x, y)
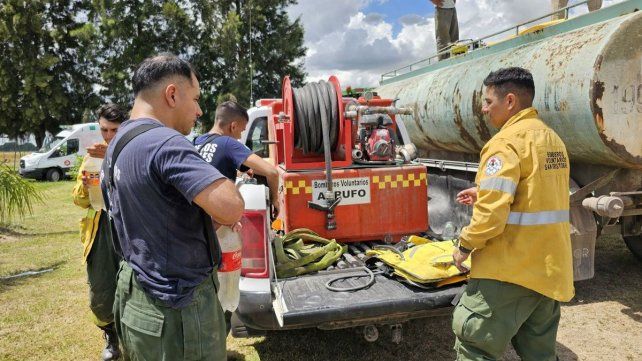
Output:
top-left (442, 221), bottom-right (456, 240)
top-left (216, 225), bottom-right (242, 312)
top-left (83, 156), bottom-right (104, 210)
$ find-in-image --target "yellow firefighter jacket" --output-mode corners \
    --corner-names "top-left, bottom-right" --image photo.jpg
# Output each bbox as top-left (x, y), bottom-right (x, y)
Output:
top-left (459, 107), bottom-right (574, 302)
top-left (72, 155), bottom-right (101, 264)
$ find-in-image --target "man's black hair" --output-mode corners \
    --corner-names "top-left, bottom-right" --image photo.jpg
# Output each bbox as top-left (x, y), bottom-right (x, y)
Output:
top-left (215, 101), bottom-right (249, 126)
top-left (97, 103), bottom-right (127, 124)
top-left (132, 53), bottom-right (200, 96)
top-left (483, 67), bottom-right (535, 104)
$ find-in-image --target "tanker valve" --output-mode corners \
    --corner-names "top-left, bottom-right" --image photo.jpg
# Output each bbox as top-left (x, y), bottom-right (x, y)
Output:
top-left (582, 196), bottom-right (624, 218)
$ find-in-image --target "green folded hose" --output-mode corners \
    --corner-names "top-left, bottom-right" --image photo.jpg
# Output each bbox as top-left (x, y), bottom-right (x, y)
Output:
top-left (274, 228), bottom-right (346, 278)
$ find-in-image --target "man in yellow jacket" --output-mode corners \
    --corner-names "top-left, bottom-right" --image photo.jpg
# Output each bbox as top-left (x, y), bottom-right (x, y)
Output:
top-left (451, 67), bottom-right (574, 361)
top-left (72, 103), bottom-right (126, 361)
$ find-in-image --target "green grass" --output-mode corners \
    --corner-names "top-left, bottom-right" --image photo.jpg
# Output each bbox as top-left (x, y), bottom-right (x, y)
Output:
top-left (0, 181), bottom-right (94, 360)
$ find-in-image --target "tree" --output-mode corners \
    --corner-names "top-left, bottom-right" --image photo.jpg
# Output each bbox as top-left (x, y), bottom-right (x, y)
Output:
top-left (88, 0), bottom-right (200, 106)
top-left (90, 0), bottom-right (306, 129)
top-left (0, 0), bottom-right (99, 147)
top-left (192, 0), bottom-right (307, 129)
top-left (0, 0), bottom-right (307, 139)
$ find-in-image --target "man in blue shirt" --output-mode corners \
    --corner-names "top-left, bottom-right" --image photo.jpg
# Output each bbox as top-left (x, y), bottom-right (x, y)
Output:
top-left (194, 101), bottom-right (279, 217)
top-left (101, 54), bottom-right (244, 361)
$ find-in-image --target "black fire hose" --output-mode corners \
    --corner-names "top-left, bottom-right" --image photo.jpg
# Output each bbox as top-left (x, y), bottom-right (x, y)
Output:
top-left (325, 267), bottom-right (384, 292)
top-left (292, 81), bottom-right (339, 154)
top-left (292, 80), bottom-right (342, 230)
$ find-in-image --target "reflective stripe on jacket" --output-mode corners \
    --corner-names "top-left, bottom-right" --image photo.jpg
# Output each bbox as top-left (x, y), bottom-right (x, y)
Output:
top-left (459, 107), bottom-right (574, 302)
top-left (72, 155), bottom-right (101, 264)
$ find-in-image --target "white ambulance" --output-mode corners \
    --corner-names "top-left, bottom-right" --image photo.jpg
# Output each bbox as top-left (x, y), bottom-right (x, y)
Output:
top-left (19, 123), bottom-right (102, 181)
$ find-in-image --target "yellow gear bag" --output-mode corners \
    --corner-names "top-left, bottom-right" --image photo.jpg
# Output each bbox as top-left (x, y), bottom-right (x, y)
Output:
top-left (366, 240), bottom-right (471, 285)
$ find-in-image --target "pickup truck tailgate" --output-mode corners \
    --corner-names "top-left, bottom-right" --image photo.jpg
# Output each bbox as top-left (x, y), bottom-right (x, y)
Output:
top-left (273, 268), bottom-right (464, 329)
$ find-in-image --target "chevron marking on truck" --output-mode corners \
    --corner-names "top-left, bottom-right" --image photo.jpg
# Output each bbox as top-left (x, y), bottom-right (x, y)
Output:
top-left (372, 172), bottom-right (426, 189)
top-left (284, 180), bottom-right (312, 195)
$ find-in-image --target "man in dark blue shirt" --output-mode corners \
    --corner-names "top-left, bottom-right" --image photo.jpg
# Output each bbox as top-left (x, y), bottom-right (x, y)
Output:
top-left (101, 54), bottom-right (244, 361)
top-left (194, 101), bottom-right (279, 216)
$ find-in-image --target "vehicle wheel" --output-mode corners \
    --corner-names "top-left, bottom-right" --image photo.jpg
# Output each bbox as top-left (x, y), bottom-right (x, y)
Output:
top-left (623, 235), bottom-right (642, 261)
top-left (46, 168), bottom-right (62, 182)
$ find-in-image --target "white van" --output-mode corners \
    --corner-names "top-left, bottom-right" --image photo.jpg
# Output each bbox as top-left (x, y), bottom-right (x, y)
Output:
top-left (19, 123), bottom-right (103, 181)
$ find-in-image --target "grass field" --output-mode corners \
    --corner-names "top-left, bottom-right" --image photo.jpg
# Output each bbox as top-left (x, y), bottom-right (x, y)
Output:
top-left (1, 181), bottom-right (641, 360)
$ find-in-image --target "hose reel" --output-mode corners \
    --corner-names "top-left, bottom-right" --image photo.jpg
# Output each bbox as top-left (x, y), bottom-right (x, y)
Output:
top-left (281, 77), bottom-right (346, 230)
top-left (291, 80), bottom-right (340, 154)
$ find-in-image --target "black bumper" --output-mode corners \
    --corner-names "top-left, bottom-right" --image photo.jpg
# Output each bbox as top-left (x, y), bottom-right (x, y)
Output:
top-left (19, 168), bottom-right (45, 179)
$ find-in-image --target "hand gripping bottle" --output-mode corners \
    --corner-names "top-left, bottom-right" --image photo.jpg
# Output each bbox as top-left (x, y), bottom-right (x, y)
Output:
top-left (216, 225), bottom-right (242, 312)
top-left (83, 156), bottom-right (104, 210)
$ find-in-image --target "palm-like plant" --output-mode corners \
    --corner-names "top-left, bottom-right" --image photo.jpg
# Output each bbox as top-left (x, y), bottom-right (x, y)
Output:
top-left (0, 164), bottom-right (43, 224)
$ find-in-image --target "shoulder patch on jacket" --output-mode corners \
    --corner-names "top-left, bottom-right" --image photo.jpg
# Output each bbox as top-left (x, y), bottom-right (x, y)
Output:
top-left (485, 155), bottom-right (503, 176)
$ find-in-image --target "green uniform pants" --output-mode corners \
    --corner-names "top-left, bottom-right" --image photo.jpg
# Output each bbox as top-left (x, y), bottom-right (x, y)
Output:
top-left (87, 212), bottom-right (121, 327)
top-left (452, 279), bottom-right (561, 361)
top-left (113, 261), bottom-right (226, 361)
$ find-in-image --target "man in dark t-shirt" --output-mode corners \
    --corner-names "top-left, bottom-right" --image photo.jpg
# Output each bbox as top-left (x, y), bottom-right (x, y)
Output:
top-left (194, 101), bottom-right (279, 216)
top-left (101, 54), bottom-right (244, 361)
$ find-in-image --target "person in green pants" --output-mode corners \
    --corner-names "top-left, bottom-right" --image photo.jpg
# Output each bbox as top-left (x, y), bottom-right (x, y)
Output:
top-left (72, 103), bottom-right (126, 360)
top-left (101, 54), bottom-right (244, 360)
top-left (452, 67), bottom-right (574, 360)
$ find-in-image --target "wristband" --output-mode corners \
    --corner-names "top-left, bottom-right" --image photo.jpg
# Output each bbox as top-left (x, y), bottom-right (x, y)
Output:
top-left (457, 240), bottom-right (472, 254)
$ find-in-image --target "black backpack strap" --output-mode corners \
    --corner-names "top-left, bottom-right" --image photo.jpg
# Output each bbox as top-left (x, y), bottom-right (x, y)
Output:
top-left (201, 209), bottom-right (222, 267)
top-left (107, 123), bottom-right (161, 189)
top-left (103, 123), bottom-right (161, 258)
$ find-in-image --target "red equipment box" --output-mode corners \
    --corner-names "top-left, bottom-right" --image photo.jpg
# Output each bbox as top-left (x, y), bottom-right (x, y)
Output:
top-left (278, 164), bottom-right (429, 242)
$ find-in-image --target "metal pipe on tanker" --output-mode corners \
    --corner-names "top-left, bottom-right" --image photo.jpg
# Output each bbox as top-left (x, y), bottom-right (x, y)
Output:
top-left (376, 10), bottom-right (642, 169)
top-left (344, 104), bottom-right (414, 118)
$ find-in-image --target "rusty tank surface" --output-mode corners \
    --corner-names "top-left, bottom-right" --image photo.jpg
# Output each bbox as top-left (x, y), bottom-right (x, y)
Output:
top-left (376, 4), bottom-right (642, 169)
top-left (376, 0), bottom-right (642, 273)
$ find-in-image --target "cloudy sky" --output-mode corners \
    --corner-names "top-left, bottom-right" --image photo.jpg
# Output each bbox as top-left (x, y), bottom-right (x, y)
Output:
top-left (287, 0), bottom-right (625, 87)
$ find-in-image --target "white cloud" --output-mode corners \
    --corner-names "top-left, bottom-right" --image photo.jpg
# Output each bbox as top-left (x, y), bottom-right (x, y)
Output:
top-left (290, 0), bottom-right (626, 88)
top-left (288, 0), bottom-right (369, 43)
top-left (363, 13), bottom-right (386, 24)
top-left (399, 14), bottom-right (428, 26)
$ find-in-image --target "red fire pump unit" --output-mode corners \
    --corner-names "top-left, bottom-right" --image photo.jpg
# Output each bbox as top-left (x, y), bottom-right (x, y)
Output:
top-left (263, 77), bottom-right (429, 242)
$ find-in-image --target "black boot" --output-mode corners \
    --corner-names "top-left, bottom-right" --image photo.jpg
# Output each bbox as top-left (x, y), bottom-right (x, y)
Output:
top-left (99, 323), bottom-right (121, 361)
